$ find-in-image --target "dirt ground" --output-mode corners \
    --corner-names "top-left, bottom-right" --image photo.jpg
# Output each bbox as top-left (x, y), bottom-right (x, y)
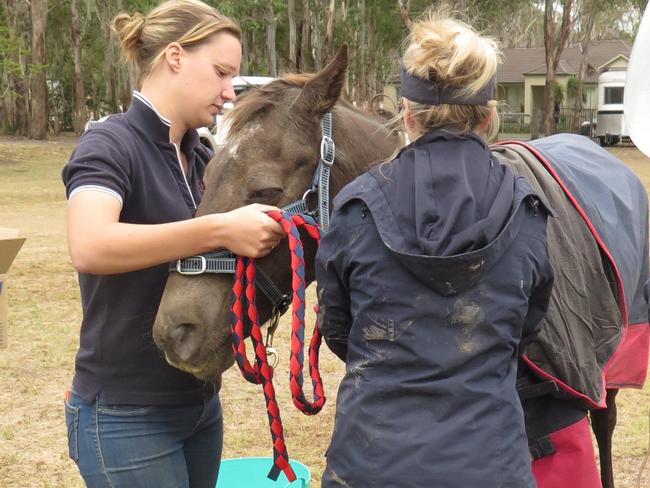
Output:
top-left (0, 135), bottom-right (648, 487)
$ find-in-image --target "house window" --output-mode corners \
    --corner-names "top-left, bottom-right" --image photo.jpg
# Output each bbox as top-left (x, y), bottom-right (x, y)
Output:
top-left (604, 86), bottom-right (624, 104)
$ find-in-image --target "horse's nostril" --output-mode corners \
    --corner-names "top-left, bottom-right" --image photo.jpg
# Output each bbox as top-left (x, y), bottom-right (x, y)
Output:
top-left (169, 322), bottom-right (203, 363)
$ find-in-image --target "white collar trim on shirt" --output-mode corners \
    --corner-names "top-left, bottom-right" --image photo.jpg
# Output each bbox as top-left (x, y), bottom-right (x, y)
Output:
top-left (132, 91), bottom-right (172, 127)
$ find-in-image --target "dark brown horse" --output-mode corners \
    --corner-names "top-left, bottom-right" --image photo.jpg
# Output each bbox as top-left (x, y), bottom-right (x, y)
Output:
top-left (152, 47), bottom-right (630, 488)
top-left (153, 46), bottom-right (398, 380)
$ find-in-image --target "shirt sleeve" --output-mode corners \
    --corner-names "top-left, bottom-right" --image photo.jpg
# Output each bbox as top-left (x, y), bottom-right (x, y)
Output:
top-left (61, 124), bottom-right (133, 206)
top-left (315, 208), bottom-right (354, 362)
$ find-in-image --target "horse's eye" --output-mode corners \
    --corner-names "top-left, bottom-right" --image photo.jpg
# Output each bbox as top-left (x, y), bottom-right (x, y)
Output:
top-left (295, 158), bottom-right (310, 169)
top-left (248, 187), bottom-right (284, 204)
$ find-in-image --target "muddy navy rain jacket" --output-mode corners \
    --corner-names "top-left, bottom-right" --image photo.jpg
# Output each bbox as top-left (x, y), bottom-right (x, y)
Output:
top-left (316, 129), bottom-right (554, 488)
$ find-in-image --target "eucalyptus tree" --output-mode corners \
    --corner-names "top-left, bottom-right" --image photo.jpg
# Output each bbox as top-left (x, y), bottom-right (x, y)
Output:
top-left (543, 0), bottom-right (574, 136)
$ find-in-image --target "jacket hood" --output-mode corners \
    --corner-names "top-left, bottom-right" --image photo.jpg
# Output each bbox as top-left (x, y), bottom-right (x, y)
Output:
top-left (333, 129), bottom-right (542, 295)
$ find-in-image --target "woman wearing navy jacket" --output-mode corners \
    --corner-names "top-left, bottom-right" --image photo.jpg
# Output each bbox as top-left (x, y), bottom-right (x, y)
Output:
top-left (61, 1), bottom-right (284, 487)
top-left (316, 10), bottom-right (554, 488)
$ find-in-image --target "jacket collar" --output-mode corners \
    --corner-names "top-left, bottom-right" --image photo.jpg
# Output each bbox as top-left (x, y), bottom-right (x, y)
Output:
top-left (411, 127), bottom-right (489, 150)
top-left (126, 91), bottom-right (200, 153)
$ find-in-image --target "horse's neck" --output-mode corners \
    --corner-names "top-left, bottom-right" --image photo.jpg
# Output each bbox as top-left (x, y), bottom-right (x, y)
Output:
top-left (331, 104), bottom-right (398, 193)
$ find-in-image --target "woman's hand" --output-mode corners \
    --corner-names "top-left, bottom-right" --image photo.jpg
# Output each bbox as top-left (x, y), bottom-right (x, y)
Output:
top-left (212, 203), bottom-right (286, 258)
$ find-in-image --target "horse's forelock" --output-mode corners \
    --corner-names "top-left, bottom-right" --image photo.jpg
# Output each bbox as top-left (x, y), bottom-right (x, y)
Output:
top-left (226, 74), bottom-right (315, 135)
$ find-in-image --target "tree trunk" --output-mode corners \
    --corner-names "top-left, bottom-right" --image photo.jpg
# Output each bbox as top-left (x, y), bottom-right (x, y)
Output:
top-left (19, 72), bottom-right (31, 135)
top-left (3, 0), bottom-right (33, 135)
top-left (71, 0), bottom-right (86, 133)
top-left (367, 21), bottom-right (377, 100)
top-left (543, 0), bottom-right (573, 136)
top-left (288, 0), bottom-right (298, 70)
top-left (573, 0), bottom-right (600, 132)
top-left (90, 48), bottom-right (98, 120)
top-left (358, 0), bottom-right (367, 103)
top-left (300, 0), bottom-right (312, 71)
top-left (398, 0), bottom-right (412, 32)
top-left (109, 66), bottom-right (119, 113)
top-left (251, 29), bottom-right (258, 73)
top-left (311, 2), bottom-right (323, 71)
top-left (15, 48), bottom-right (31, 136)
top-left (6, 73), bottom-right (29, 135)
top-left (241, 30), bottom-right (250, 75)
top-left (98, 5), bottom-right (119, 114)
top-left (265, 3), bottom-right (277, 77)
top-left (120, 68), bottom-right (131, 111)
top-left (29, 0), bottom-right (48, 139)
top-left (324, 0), bottom-right (336, 62)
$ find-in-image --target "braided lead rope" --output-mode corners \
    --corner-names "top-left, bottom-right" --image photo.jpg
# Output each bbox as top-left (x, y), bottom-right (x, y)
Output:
top-left (231, 258), bottom-right (262, 383)
top-left (230, 210), bottom-right (326, 481)
top-left (286, 213), bottom-right (325, 414)
top-left (231, 256), bottom-right (294, 482)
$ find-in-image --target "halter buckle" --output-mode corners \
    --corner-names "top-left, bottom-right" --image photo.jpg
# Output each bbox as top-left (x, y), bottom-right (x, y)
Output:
top-left (176, 256), bottom-right (207, 275)
top-left (320, 136), bottom-right (335, 166)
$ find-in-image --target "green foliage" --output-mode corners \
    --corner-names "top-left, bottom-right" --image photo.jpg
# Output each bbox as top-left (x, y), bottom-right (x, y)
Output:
top-left (554, 81), bottom-right (565, 106)
top-left (1, 0), bottom-right (647, 134)
top-left (567, 75), bottom-right (577, 97)
top-left (0, 25), bottom-right (28, 79)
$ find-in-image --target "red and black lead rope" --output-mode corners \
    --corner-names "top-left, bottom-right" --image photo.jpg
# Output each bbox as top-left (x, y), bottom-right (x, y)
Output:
top-left (230, 210), bottom-right (326, 482)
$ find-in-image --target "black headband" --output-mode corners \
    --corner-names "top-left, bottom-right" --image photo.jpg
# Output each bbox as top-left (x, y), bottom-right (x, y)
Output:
top-left (400, 66), bottom-right (496, 106)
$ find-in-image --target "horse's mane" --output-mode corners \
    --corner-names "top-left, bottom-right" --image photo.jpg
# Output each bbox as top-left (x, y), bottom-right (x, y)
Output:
top-left (226, 72), bottom-right (360, 135)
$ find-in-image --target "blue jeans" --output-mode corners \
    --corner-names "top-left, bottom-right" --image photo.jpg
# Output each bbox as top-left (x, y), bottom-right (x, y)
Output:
top-left (64, 388), bottom-right (223, 488)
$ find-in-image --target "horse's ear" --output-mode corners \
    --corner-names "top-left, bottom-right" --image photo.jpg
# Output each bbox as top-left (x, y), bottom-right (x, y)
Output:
top-left (294, 44), bottom-right (348, 116)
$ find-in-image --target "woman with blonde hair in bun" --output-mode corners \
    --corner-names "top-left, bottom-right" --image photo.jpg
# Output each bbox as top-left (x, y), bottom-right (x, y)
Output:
top-left (61, 1), bottom-right (284, 486)
top-left (316, 9), bottom-right (554, 487)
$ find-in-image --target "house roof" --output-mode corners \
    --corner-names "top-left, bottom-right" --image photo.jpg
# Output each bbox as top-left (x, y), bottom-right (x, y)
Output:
top-left (498, 39), bottom-right (630, 83)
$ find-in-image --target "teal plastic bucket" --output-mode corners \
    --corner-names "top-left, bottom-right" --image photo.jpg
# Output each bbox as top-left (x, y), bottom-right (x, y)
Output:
top-left (216, 457), bottom-right (311, 488)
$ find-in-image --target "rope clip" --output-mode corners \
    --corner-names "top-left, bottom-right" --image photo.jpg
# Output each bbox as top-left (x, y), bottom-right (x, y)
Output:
top-left (265, 346), bottom-right (279, 369)
top-left (264, 310), bottom-right (282, 369)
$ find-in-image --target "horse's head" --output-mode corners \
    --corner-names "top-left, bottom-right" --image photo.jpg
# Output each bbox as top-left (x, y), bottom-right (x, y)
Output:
top-left (153, 46), bottom-right (399, 381)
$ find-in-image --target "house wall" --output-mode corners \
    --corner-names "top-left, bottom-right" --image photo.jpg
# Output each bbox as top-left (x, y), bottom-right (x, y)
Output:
top-left (498, 83), bottom-right (525, 112)
top-left (525, 74), bottom-right (575, 116)
top-left (606, 58), bottom-right (628, 70)
top-left (524, 75), bottom-right (546, 115)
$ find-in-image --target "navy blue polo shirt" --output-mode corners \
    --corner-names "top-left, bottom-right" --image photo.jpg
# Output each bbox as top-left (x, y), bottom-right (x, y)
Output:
top-left (62, 92), bottom-right (215, 405)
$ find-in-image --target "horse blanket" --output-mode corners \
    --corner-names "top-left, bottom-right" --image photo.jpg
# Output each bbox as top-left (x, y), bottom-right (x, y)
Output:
top-left (492, 133), bottom-right (649, 409)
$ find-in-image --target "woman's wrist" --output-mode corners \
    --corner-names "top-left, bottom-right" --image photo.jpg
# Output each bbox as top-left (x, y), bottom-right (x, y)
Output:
top-left (195, 212), bottom-right (230, 252)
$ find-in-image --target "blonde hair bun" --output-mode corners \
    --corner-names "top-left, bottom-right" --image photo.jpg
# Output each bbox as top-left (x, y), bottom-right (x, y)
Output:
top-left (112, 12), bottom-right (146, 63)
top-left (404, 12), bottom-right (500, 96)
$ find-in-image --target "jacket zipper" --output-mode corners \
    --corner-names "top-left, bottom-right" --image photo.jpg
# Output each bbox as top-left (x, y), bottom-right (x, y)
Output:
top-left (172, 143), bottom-right (197, 210)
